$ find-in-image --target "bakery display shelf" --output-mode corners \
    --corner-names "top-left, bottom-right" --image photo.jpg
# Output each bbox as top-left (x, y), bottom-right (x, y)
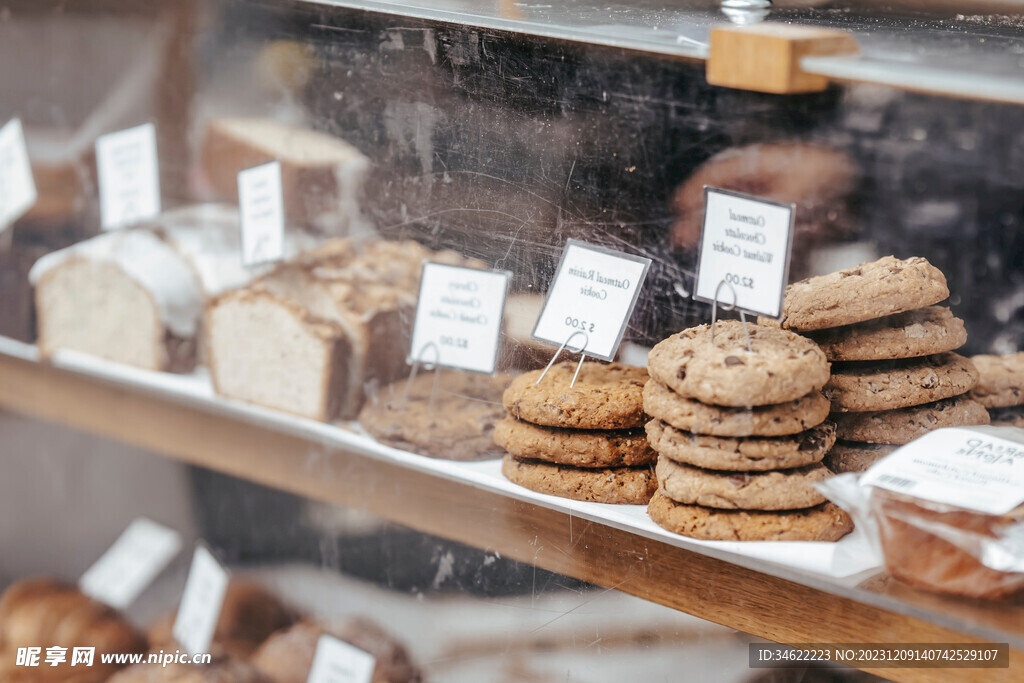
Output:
top-left (1, 337), bottom-right (1023, 682)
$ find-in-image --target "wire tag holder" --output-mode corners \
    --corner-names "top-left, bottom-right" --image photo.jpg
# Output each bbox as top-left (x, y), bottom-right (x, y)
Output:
top-left (710, 278), bottom-right (753, 352)
top-left (535, 330), bottom-right (589, 388)
top-left (402, 341), bottom-right (441, 412)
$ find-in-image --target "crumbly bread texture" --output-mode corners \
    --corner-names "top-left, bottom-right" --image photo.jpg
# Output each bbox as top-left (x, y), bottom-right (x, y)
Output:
top-left (656, 457), bottom-right (831, 510)
top-left (647, 491), bottom-right (853, 542)
top-left (646, 420), bottom-right (834, 472)
top-left (831, 395), bottom-right (989, 444)
top-left (803, 306), bottom-right (967, 361)
top-left (643, 381), bottom-right (829, 437)
top-left (774, 256), bottom-right (949, 331)
top-left (969, 352), bottom-right (1024, 408)
top-left (501, 454), bottom-right (656, 504)
top-left (503, 361), bottom-right (648, 430)
top-left (825, 353), bottom-right (978, 413)
top-left (494, 417), bottom-right (655, 468)
top-left (647, 321), bottom-right (830, 407)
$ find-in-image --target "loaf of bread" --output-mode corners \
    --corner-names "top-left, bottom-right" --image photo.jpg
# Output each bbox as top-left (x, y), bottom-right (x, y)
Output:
top-left (201, 117), bottom-right (369, 232)
top-left (250, 619), bottom-right (421, 683)
top-left (0, 578), bottom-right (147, 682)
top-left (107, 657), bottom-right (270, 683)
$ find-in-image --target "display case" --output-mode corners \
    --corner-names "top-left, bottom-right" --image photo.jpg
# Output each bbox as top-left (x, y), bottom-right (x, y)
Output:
top-left (3, 1), bottom-right (1024, 681)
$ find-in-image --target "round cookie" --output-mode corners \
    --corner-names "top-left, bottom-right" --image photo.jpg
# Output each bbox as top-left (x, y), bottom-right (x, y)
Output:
top-left (502, 361), bottom-right (647, 429)
top-left (647, 321), bottom-right (830, 407)
top-left (643, 381), bottom-right (829, 437)
top-left (646, 420), bottom-right (835, 471)
top-left (656, 457), bottom-right (831, 510)
top-left (824, 441), bottom-right (896, 473)
top-left (825, 353), bottom-right (979, 413)
top-left (805, 306), bottom-right (966, 361)
top-left (831, 395), bottom-right (990, 445)
top-left (774, 256), bottom-right (949, 331)
top-left (493, 417), bottom-right (655, 468)
top-left (969, 352), bottom-right (1024, 408)
top-left (647, 491), bottom-right (853, 542)
top-left (501, 455), bottom-right (656, 504)
top-left (989, 405), bottom-right (1024, 428)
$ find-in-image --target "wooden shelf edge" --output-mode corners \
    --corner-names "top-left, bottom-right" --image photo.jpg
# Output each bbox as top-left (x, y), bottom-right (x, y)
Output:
top-left (1, 353), bottom-right (1021, 682)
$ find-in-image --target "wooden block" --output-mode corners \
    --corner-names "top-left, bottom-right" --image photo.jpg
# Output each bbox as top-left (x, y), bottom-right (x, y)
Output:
top-left (707, 24), bottom-right (858, 94)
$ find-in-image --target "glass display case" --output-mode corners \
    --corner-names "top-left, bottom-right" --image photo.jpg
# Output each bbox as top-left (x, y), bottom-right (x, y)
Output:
top-left (3, 1), bottom-right (1024, 681)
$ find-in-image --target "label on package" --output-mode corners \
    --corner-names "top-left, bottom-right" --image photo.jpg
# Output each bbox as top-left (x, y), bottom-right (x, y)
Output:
top-left (532, 239), bottom-right (651, 361)
top-left (0, 118), bottom-right (37, 231)
top-left (408, 262), bottom-right (510, 374)
top-left (79, 518), bottom-right (183, 609)
top-left (306, 634), bottom-right (377, 683)
top-left (861, 426), bottom-right (1024, 515)
top-left (238, 161), bottom-right (285, 266)
top-left (693, 187), bottom-right (795, 318)
top-left (172, 546), bottom-right (229, 656)
top-left (96, 123), bottom-right (161, 230)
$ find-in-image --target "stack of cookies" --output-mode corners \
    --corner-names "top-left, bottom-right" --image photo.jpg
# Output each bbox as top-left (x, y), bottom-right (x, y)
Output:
top-left (495, 361), bottom-right (658, 504)
top-left (643, 320), bottom-right (853, 542)
top-left (767, 256), bottom-right (988, 473)
top-left (970, 352), bottom-right (1024, 427)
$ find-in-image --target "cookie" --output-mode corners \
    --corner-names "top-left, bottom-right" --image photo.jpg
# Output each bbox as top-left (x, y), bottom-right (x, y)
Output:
top-left (823, 441), bottom-right (897, 473)
top-left (502, 361), bottom-right (647, 429)
top-left (825, 353), bottom-right (978, 413)
top-left (989, 405), bottom-right (1024, 428)
top-left (646, 420), bottom-right (834, 471)
top-left (831, 395), bottom-right (990, 445)
top-left (643, 381), bottom-right (829, 437)
top-left (773, 256), bottom-right (949, 331)
top-left (647, 491), bottom-right (853, 542)
top-left (493, 417), bottom-right (655, 468)
top-left (804, 306), bottom-right (966, 361)
top-left (647, 321), bottom-right (830, 407)
top-left (501, 454), bottom-right (656, 504)
top-left (656, 457), bottom-right (830, 510)
top-left (358, 371), bottom-right (510, 460)
top-left (969, 352), bottom-right (1024, 408)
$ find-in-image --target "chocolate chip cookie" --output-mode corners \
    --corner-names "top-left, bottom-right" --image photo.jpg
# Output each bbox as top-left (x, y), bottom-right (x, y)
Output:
top-left (825, 353), bottom-right (978, 413)
top-left (503, 361), bottom-right (647, 429)
top-left (646, 420), bottom-right (835, 471)
top-left (823, 441), bottom-right (897, 473)
top-left (647, 491), bottom-right (853, 542)
top-left (805, 306), bottom-right (966, 361)
top-left (831, 395), bottom-right (990, 444)
top-left (774, 256), bottom-right (949, 331)
top-left (501, 454), bottom-right (656, 504)
top-left (656, 457), bottom-right (831, 510)
top-left (647, 321), bottom-right (830, 407)
top-left (643, 381), bottom-right (829, 437)
top-left (494, 417), bottom-right (655, 468)
top-left (969, 352), bottom-right (1024, 408)
top-left (989, 405), bottom-right (1024, 428)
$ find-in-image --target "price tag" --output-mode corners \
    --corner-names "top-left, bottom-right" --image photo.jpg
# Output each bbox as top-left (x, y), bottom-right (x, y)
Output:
top-left (96, 123), bottom-right (161, 230)
top-left (693, 187), bottom-right (795, 318)
top-left (79, 518), bottom-right (182, 610)
top-left (861, 426), bottom-right (1024, 515)
top-left (0, 118), bottom-right (37, 231)
top-left (172, 546), bottom-right (229, 656)
top-left (237, 161), bottom-right (285, 266)
top-left (532, 239), bottom-right (651, 361)
top-left (307, 634), bottom-right (376, 683)
top-left (408, 262), bottom-right (510, 373)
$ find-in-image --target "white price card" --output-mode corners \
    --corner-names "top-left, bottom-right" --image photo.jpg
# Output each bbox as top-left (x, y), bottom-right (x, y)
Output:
top-left (861, 426), bottom-right (1024, 515)
top-left (307, 634), bottom-right (377, 683)
top-left (172, 546), bottom-right (229, 656)
top-left (79, 518), bottom-right (182, 610)
top-left (237, 161), bottom-right (285, 266)
top-left (532, 239), bottom-right (651, 361)
top-left (693, 187), bottom-right (795, 318)
top-left (408, 262), bottom-right (510, 373)
top-left (96, 122), bottom-right (161, 230)
top-left (0, 118), bottom-right (37, 231)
